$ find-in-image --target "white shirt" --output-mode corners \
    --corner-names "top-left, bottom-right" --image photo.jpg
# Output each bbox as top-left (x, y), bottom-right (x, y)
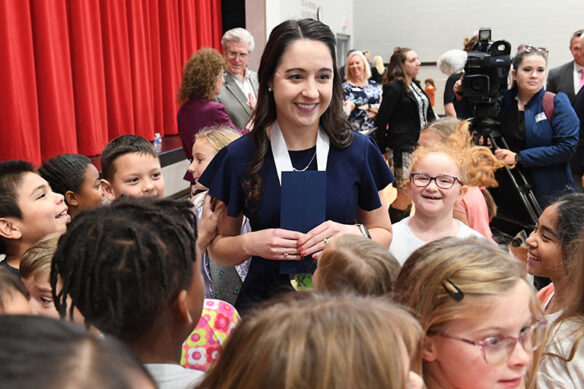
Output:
top-left (144, 363), bottom-right (204, 389)
top-left (538, 318), bottom-right (584, 388)
top-left (232, 68), bottom-right (256, 103)
top-left (389, 217), bottom-right (485, 264)
top-left (573, 62), bottom-right (584, 94)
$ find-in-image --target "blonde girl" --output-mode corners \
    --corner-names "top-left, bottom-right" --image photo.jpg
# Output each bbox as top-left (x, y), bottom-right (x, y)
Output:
top-left (187, 125), bottom-right (249, 304)
top-left (395, 237), bottom-right (546, 389)
top-left (312, 234), bottom-right (400, 296)
top-left (389, 129), bottom-right (500, 263)
top-left (418, 118), bottom-right (503, 242)
top-left (196, 292), bottom-right (424, 389)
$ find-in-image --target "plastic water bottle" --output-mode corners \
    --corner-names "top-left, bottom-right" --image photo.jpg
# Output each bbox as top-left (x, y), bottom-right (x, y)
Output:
top-left (153, 133), bottom-right (162, 153)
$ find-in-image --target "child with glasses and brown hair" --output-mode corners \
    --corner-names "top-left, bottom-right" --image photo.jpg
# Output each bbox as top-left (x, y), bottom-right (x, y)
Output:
top-left (389, 130), bottom-right (500, 264)
top-left (395, 237), bottom-right (546, 389)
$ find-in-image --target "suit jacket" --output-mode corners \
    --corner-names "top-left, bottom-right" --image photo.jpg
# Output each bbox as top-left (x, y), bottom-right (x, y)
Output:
top-left (216, 70), bottom-right (259, 130)
top-left (374, 80), bottom-right (436, 153)
top-left (177, 96), bottom-right (237, 182)
top-left (547, 61), bottom-right (577, 104)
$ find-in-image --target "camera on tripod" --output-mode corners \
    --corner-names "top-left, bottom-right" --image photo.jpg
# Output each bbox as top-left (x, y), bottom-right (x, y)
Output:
top-left (463, 28), bottom-right (512, 107)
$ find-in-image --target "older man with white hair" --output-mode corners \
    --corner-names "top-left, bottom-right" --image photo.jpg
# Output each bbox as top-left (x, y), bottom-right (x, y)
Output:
top-left (217, 28), bottom-right (259, 130)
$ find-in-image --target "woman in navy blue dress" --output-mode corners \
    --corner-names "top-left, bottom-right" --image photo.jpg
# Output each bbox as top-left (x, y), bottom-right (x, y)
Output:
top-left (199, 19), bottom-right (393, 310)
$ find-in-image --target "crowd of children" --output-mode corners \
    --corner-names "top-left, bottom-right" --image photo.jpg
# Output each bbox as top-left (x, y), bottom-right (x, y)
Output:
top-left (1, 119), bottom-right (583, 389)
top-left (2, 18), bottom-right (584, 389)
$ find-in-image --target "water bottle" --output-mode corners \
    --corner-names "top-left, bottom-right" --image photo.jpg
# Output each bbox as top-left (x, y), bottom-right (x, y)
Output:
top-left (153, 133), bottom-right (162, 153)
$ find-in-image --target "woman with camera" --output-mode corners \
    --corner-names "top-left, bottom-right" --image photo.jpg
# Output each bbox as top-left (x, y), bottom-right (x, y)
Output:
top-left (375, 47), bottom-right (436, 222)
top-left (493, 46), bottom-right (579, 208)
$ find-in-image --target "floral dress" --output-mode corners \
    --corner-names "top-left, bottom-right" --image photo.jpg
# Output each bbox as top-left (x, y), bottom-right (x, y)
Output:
top-left (181, 299), bottom-right (240, 372)
top-left (342, 79), bottom-right (382, 134)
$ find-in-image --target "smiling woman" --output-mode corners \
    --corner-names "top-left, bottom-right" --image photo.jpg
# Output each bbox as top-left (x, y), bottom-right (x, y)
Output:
top-left (198, 18), bottom-right (394, 311)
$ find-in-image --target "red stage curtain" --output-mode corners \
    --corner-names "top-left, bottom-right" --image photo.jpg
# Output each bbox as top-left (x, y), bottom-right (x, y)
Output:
top-left (0, 0), bottom-right (222, 164)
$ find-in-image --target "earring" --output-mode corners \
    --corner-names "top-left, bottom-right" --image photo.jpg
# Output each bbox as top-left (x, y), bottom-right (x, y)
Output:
top-left (268, 87), bottom-right (273, 92)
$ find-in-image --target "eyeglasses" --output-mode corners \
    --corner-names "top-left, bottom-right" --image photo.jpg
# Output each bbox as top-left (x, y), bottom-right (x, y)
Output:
top-left (518, 45), bottom-right (549, 57)
top-left (226, 50), bottom-right (248, 60)
top-left (410, 173), bottom-right (462, 189)
top-left (437, 319), bottom-right (547, 365)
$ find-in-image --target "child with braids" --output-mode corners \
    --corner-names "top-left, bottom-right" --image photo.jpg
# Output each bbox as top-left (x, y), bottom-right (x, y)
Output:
top-left (0, 160), bottom-right (69, 277)
top-left (50, 197), bottom-right (205, 388)
top-left (100, 135), bottom-right (165, 200)
top-left (389, 123), bottom-right (501, 263)
top-left (39, 153), bottom-right (103, 219)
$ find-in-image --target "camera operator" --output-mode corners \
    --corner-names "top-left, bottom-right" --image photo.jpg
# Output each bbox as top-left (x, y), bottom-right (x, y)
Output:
top-left (458, 46), bottom-right (579, 208)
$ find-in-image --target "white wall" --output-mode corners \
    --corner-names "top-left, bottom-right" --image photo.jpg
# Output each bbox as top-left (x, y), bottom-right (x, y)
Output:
top-left (354, 0), bottom-right (584, 115)
top-left (246, 0), bottom-right (354, 71)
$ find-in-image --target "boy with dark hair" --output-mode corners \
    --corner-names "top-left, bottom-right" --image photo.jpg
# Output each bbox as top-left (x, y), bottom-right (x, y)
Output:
top-left (0, 160), bottom-right (69, 276)
top-left (51, 197), bottom-right (204, 389)
top-left (100, 135), bottom-right (165, 200)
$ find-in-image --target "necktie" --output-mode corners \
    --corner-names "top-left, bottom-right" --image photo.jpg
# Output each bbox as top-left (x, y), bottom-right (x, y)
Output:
top-left (579, 68), bottom-right (584, 93)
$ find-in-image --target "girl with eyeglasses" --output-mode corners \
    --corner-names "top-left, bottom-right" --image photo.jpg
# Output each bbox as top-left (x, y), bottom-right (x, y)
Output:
top-left (493, 46), bottom-right (579, 209)
top-left (389, 131), bottom-right (500, 264)
top-left (395, 237), bottom-right (546, 389)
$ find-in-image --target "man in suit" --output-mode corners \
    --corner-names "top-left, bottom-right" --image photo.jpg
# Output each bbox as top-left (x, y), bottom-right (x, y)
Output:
top-left (216, 28), bottom-right (259, 130)
top-left (546, 29), bottom-right (584, 104)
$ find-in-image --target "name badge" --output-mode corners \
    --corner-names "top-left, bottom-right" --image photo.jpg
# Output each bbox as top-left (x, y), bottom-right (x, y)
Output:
top-left (535, 112), bottom-right (547, 123)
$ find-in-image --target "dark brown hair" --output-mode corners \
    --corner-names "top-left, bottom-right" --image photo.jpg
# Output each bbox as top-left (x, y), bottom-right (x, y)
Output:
top-left (243, 18), bottom-right (352, 210)
top-left (382, 47), bottom-right (413, 89)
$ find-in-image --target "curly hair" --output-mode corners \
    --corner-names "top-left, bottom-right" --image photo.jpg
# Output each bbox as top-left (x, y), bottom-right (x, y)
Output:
top-left (50, 197), bottom-right (198, 341)
top-left (177, 48), bottom-right (226, 103)
top-left (420, 118), bottom-right (504, 187)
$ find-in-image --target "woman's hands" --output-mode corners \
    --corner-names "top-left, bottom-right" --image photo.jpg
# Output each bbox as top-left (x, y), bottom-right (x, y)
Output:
top-left (296, 220), bottom-right (361, 258)
top-left (494, 148), bottom-right (517, 168)
top-left (244, 228), bottom-right (304, 260)
top-left (343, 100), bottom-right (355, 115)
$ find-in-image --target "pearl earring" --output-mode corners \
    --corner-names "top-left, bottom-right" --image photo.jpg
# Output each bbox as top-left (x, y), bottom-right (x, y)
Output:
top-left (268, 87), bottom-right (272, 92)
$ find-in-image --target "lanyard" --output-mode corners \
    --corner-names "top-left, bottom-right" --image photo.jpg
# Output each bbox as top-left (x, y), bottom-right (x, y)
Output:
top-left (270, 120), bottom-right (330, 185)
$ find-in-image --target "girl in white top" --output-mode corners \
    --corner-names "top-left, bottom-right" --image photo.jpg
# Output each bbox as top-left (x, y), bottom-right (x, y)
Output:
top-left (389, 131), bottom-right (500, 264)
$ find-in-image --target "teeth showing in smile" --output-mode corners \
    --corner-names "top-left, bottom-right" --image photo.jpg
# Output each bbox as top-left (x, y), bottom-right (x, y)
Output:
top-left (527, 251), bottom-right (540, 262)
top-left (297, 103), bottom-right (317, 109)
top-left (56, 210), bottom-right (67, 218)
top-left (423, 195), bottom-right (441, 200)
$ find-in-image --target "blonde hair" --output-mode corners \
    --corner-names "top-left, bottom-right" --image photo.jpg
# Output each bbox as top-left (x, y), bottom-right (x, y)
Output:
top-left (196, 292), bottom-right (422, 389)
top-left (372, 55), bottom-right (385, 75)
top-left (195, 125), bottom-right (241, 152)
top-left (414, 119), bottom-right (504, 187)
top-left (314, 234), bottom-right (400, 296)
top-left (395, 237), bottom-right (544, 387)
top-left (20, 233), bottom-right (61, 280)
top-left (344, 50), bottom-right (372, 81)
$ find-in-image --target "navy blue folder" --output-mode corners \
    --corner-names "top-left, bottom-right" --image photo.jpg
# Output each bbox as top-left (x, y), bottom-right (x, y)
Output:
top-left (279, 170), bottom-right (327, 274)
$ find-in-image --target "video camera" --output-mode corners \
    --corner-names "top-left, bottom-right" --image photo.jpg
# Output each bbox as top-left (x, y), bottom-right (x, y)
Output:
top-left (463, 28), bottom-right (512, 108)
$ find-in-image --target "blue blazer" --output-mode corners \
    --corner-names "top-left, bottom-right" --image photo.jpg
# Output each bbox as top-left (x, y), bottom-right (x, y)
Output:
top-left (499, 87), bottom-right (579, 206)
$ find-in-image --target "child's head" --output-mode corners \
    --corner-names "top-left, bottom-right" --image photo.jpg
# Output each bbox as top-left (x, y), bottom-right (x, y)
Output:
top-left (395, 237), bottom-right (545, 389)
top-left (424, 78), bottom-right (435, 88)
top-left (0, 268), bottom-right (31, 315)
top-left (526, 192), bottom-right (584, 282)
top-left (0, 315), bottom-right (156, 389)
top-left (187, 125), bottom-right (240, 190)
top-left (197, 292), bottom-right (424, 389)
top-left (51, 197), bottom-right (203, 353)
top-left (39, 154), bottom-right (103, 219)
top-left (313, 234), bottom-right (401, 296)
top-left (20, 233), bottom-right (60, 319)
top-left (418, 118), bottom-right (503, 187)
top-left (0, 160), bottom-right (69, 256)
top-left (100, 135), bottom-right (164, 200)
top-left (407, 148), bottom-right (468, 219)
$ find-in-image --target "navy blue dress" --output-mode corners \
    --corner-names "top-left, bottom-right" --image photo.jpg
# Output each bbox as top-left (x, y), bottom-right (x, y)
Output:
top-left (199, 131), bottom-right (393, 311)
